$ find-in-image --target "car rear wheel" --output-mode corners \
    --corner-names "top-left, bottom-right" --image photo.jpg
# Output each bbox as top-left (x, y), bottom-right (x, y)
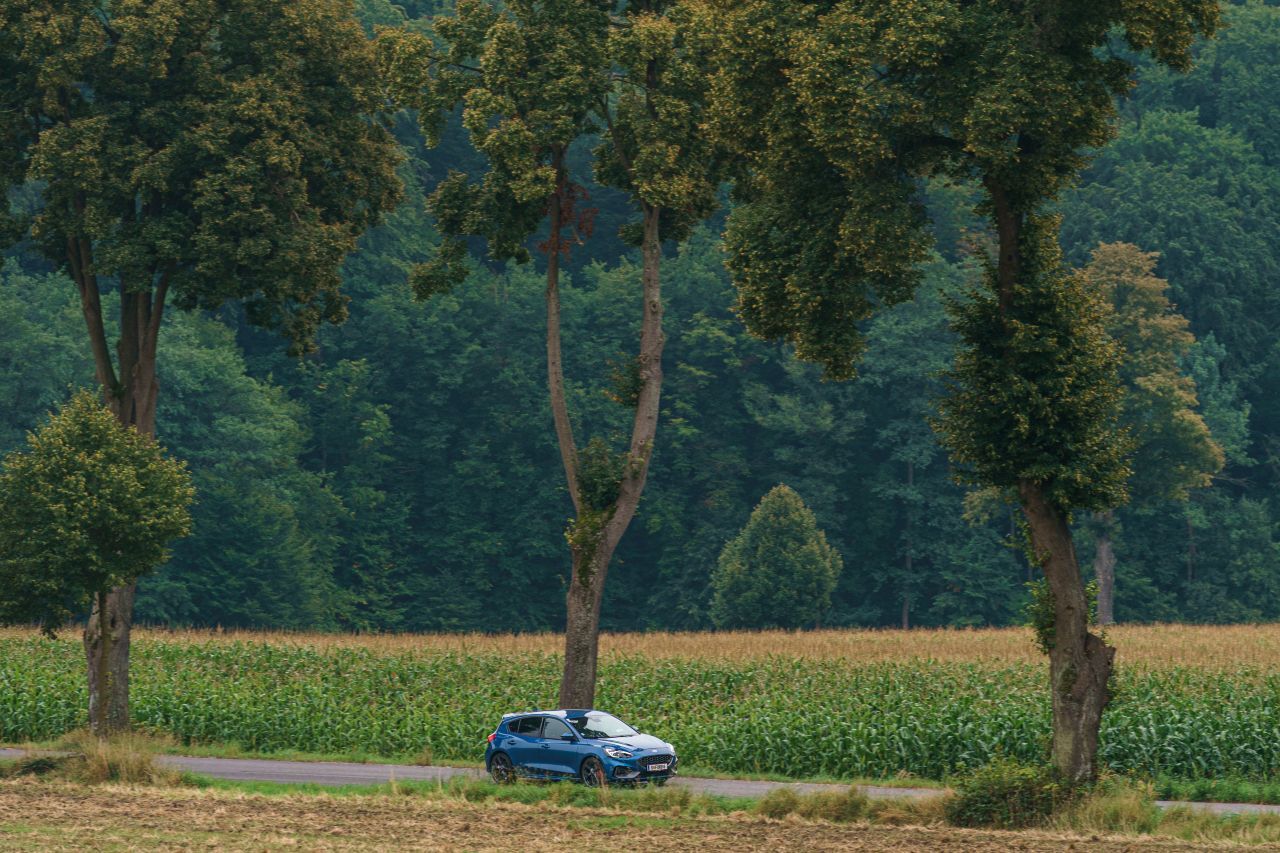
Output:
top-left (490, 752), bottom-right (515, 785)
top-left (580, 756), bottom-right (606, 788)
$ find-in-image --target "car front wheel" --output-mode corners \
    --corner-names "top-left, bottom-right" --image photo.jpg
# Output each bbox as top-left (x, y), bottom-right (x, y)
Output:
top-left (490, 752), bottom-right (515, 785)
top-left (580, 756), bottom-right (606, 788)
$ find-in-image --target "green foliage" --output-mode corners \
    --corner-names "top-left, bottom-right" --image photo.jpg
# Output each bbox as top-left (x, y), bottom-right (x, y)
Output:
top-left (576, 436), bottom-right (626, 513)
top-left (699, 0), bottom-right (1217, 380)
top-left (0, 392), bottom-right (194, 633)
top-left (1086, 242), bottom-right (1223, 504)
top-left (944, 758), bottom-right (1065, 829)
top-left (711, 485), bottom-right (843, 630)
top-left (937, 218), bottom-right (1133, 514)
top-left (0, 0), bottom-right (403, 351)
top-left (1025, 579), bottom-right (1099, 654)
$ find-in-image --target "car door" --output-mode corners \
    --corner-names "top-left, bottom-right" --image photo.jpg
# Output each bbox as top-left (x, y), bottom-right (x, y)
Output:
top-left (538, 716), bottom-right (585, 777)
top-left (503, 716), bottom-right (544, 776)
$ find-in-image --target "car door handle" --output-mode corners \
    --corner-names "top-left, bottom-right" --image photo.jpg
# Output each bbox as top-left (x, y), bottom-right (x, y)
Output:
top-left (540, 744), bottom-right (550, 749)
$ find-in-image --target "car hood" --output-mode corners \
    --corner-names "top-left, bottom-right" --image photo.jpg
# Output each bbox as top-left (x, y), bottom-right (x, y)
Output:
top-left (595, 733), bottom-right (673, 753)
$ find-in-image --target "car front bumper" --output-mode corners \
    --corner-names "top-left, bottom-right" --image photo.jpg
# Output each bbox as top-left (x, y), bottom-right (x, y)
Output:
top-left (606, 753), bottom-right (678, 783)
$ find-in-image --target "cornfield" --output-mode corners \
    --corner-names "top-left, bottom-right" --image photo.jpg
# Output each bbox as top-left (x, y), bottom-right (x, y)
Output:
top-left (2, 626), bottom-right (1278, 781)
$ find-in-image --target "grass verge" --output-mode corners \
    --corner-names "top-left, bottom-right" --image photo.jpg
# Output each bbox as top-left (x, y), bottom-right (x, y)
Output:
top-left (1156, 776), bottom-right (1280, 806)
top-left (0, 729), bottom-right (181, 785)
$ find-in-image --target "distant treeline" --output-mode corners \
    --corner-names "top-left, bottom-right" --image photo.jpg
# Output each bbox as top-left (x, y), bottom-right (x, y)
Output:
top-left (2, 0), bottom-right (1278, 633)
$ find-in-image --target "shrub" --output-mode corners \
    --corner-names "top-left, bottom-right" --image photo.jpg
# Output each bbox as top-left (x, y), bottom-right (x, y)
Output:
top-left (1053, 775), bottom-right (1159, 834)
top-left (944, 758), bottom-right (1065, 828)
top-left (756, 787), bottom-right (800, 818)
top-left (795, 786), bottom-right (869, 822)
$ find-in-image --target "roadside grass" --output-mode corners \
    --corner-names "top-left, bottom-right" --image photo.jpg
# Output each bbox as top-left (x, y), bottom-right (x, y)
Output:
top-left (169, 772), bottom-right (1280, 844)
top-left (1156, 776), bottom-right (1280, 806)
top-left (0, 729), bottom-right (180, 786)
top-left (184, 773), bottom-right (762, 817)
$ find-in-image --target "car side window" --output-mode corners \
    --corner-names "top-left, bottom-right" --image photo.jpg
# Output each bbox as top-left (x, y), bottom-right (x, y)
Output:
top-left (541, 718), bottom-right (571, 740)
top-left (509, 716), bottom-right (540, 736)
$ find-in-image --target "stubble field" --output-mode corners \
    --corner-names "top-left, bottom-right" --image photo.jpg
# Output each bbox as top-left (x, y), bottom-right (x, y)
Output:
top-left (2, 624), bottom-right (1278, 783)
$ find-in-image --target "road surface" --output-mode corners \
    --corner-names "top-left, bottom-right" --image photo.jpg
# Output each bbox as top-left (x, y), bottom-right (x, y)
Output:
top-left (1, 748), bottom-right (1273, 814)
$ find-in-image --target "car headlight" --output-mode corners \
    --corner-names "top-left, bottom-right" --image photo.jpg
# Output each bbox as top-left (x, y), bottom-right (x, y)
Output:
top-left (604, 747), bottom-right (633, 759)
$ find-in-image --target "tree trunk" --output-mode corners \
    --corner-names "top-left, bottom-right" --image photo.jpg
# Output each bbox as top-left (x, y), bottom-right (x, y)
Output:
top-left (1093, 510), bottom-right (1116, 626)
top-left (74, 270), bottom-right (167, 735)
top-left (986, 180), bottom-right (1113, 784)
top-left (558, 203), bottom-right (665, 709)
top-left (83, 584), bottom-right (136, 734)
top-left (1020, 481), bottom-right (1115, 784)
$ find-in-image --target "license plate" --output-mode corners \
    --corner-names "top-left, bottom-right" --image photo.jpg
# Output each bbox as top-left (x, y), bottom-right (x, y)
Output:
top-left (648, 763), bottom-right (669, 772)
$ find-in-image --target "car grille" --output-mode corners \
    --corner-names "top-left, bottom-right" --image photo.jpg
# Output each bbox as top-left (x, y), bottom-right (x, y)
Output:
top-left (640, 754), bottom-right (674, 770)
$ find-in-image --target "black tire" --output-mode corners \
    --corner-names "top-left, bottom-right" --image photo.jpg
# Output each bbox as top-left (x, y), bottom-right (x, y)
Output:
top-left (490, 752), bottom-right (515, 785)
top-left (651, 778), bottom-right (667, 788)
top-left (580, 756), bottom-right (606, 788)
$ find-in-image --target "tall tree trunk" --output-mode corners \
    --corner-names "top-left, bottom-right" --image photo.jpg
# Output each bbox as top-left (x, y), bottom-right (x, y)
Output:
top-left (1020, 483), bottom-right (1115, 784)
top-left (986, 180), bottom-right (1113, 784)
top-left (74, 268), bottom-right (167, 735)
top-left (1093, 510), bottom-right (1117, 626)
top-left (558, 202), bottom-right (665, 709)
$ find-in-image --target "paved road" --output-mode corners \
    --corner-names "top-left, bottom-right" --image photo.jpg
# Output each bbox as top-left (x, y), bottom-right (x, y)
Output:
top-left (2, 748), bottom-right (1274, 814)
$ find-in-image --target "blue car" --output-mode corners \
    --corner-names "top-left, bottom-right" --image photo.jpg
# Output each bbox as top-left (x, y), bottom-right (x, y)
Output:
top-left (484, 709), bottom-right (678, 787)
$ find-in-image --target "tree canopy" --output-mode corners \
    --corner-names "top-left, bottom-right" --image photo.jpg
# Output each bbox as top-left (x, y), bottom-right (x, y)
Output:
top-left (0, 391), bottom-right (194, 634)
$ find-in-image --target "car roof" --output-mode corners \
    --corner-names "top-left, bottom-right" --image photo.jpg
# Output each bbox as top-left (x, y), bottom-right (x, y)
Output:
top-left (501, 708), bottom-right (594, 720)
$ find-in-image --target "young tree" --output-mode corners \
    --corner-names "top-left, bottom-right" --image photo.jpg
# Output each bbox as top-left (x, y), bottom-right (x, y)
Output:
top-left (1083, 243), bottom-right (1223, 624)
top-left (0, 392), bottom-right (193, 732)
top-left (388, 0), bottom-right (718, 706)
top-left (0, 0), bottom-right (402, 731)
top-left (700, 0), bottom-right (1217, 783)
top-left (711, 485), bottom-right (842, 630)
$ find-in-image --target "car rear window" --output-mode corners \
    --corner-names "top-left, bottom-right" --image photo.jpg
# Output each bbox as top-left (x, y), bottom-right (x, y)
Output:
top-left (508, 716), bottom-right (541, 736)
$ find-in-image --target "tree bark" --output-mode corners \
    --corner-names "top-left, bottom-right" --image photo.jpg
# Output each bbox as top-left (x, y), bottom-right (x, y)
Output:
top-left (558, 202), bottom-right (665, 709)
top-left (1020, 482), bottom-right (1115, 784)
top-left (75, 271), bottom-right (167, 735)
top-left (1093, 510), bottom-right (1116, 626)
top-left (83, 584), bottom-right (137, 734)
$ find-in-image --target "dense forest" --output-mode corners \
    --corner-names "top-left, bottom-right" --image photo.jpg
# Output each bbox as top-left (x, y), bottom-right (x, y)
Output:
top-left (2, 0), bottom-right (1276, 634)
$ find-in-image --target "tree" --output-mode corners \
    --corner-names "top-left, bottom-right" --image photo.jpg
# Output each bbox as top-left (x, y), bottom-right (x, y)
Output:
top-left (0, 0), bottom-right (402, 732)
top-left (700, 0), bottom-right (1217, 783)
top-left (0, 391), bottom-right (193, 732)
top-left (1082, 243), bottom-right (1223, 624)
top-left (711, 485), bottom-right (842, 630)
top-left (388, 0), bottom-right (719, 706)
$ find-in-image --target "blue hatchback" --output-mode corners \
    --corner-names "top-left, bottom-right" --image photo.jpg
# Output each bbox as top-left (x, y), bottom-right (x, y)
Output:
top-left (485, 709), bottom-right (678, 787)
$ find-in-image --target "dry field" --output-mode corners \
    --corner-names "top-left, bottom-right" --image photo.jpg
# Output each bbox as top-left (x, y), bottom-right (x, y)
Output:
top-left (0, 780), bottom-right (1247, 852)
top-left (1, 622), bottom-right (1270, 668)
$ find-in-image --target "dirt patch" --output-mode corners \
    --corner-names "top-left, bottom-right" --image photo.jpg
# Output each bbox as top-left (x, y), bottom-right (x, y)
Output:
top-left (0, 779), bottom-right (1239, 852)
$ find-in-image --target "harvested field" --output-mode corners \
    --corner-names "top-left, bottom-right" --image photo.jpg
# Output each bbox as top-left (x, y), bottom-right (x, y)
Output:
top-left (0, 780), bottom-right (1240, 852)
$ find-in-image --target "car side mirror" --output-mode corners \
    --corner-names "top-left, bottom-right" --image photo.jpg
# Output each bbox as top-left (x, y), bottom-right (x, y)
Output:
top-left (560, 732), bottom-right (576, 741)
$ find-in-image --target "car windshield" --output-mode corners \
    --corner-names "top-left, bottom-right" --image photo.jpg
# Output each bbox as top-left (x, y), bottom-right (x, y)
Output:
top-left (568, 712), bottom-right (637, 739)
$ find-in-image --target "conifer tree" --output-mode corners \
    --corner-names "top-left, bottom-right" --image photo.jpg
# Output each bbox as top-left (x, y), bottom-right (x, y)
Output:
top-left (711, 485), bottom-right (842, 630)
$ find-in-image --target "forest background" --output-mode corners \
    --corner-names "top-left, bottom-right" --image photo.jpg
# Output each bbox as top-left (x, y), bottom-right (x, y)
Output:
top-left (2, 0), bottom-right (1277, 635)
